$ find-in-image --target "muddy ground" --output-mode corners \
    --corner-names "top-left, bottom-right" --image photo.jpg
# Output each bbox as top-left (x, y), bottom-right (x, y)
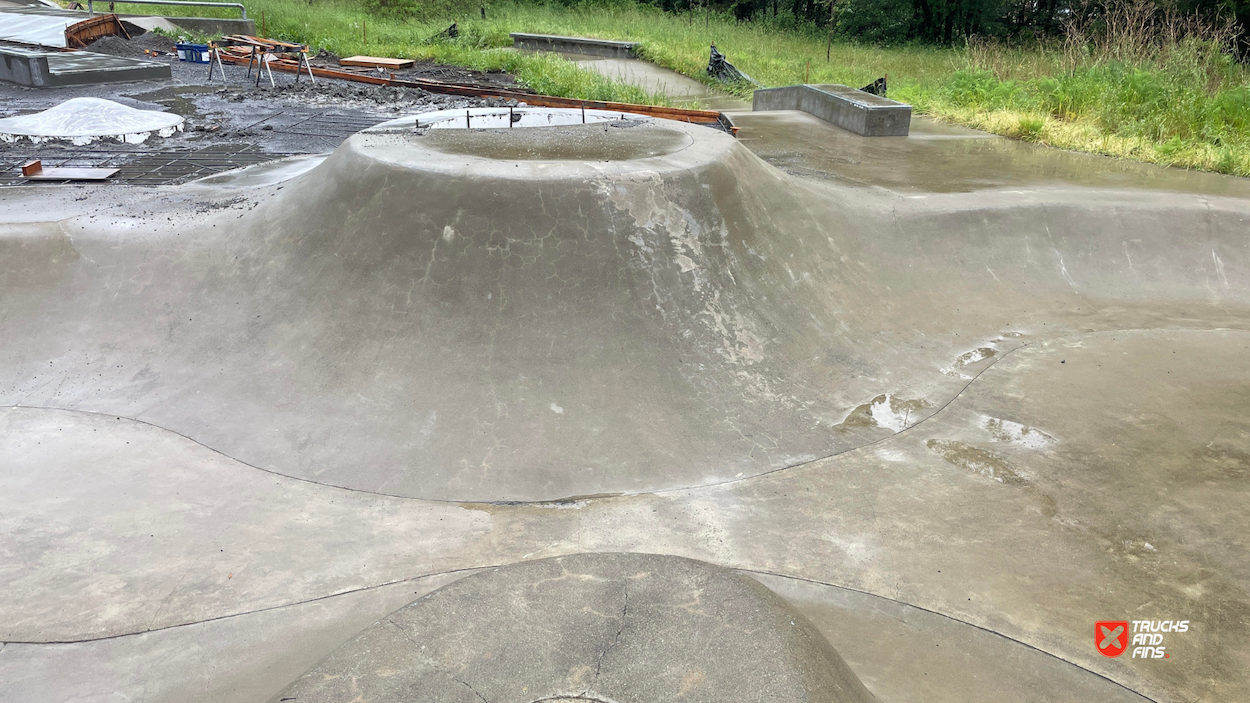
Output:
top-left (0, 31), bottom-right (527, 183)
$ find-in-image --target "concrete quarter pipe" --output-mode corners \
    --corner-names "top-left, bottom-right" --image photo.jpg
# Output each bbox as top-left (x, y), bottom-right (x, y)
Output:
top-left (0, 109), bottom-right (1247, 702)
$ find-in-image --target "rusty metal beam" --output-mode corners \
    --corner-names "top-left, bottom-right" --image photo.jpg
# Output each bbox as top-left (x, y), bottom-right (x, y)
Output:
top-left (215, 50), bottom-right (736, 132)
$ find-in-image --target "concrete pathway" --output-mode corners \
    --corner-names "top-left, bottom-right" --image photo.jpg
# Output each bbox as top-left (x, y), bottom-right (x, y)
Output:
top-left (560, 51), bottom-right (750, 110)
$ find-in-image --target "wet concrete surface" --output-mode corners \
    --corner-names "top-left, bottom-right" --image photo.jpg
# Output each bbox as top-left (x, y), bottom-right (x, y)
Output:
top-left (733, 108), bottom-right (1250, 197)
top-left (422, 121), bottom-right (693, 160)
top-left (1, 84), bottom-right (1248, 703)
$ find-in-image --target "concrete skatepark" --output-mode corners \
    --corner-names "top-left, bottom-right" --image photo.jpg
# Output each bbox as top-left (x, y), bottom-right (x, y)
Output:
top-left (1, 83), bottom-right (1249, 703)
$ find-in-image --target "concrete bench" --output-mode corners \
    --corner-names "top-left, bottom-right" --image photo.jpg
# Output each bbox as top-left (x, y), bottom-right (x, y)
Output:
top-left (510, 32), bottom-right (639, 59)
top-left (752, 83), bottom-right (911, 137)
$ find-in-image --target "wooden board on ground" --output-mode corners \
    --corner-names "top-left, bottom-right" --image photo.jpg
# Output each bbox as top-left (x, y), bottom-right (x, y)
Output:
top-left (340, 56), bottom-right (415, 69)
top-left (24, 167), bottom-right (119, 181)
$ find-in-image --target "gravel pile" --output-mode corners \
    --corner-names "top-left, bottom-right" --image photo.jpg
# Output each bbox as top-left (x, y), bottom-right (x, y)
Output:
top-left (88, 32), bottom-right (176, 58)
top-left (267, 81), bottom-right (518, 111)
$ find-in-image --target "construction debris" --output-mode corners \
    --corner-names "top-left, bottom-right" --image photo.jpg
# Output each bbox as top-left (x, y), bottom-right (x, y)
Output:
top-left (211, 38), bottom-right (734, 131)
top-left (859, 75), bottom-right (887, 96)
top-left (706, 44), bottom-right (759, 87)
top-left (0, 97), bottom-right (183, 144)
top-left (427, 22), bottom-right (458, 43)
top-left (18, 158), bottom-right (118, 180)
top-left (65, 13), bottom-right (130, 49)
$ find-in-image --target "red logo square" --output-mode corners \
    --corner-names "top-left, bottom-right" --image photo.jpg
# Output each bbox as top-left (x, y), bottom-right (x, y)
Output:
top-left (1097, 621), bottom-right (1129, 657)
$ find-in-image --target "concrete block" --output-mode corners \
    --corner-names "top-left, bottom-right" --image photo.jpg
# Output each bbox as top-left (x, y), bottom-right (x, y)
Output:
top-left (752, 83), bottom-right (911, 136)
top-left (0, 46), bottom-right (51, 87)
top-left (0, 46), bottom-right (169, 87)
top-left (510, 32), bottom-right (639, 59)
top-left (45, 51), bottom-right (170, 86)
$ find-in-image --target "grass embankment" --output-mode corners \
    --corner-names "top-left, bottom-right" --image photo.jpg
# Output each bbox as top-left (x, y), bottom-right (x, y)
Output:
top-left (109, 0), bottom-right (670, 104)
top-left (109, 0), bottom-right (1250, 176)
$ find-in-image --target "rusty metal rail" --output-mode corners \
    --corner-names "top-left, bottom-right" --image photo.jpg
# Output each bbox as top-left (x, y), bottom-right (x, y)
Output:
top-left (213, 50), bottom-right (737, 133)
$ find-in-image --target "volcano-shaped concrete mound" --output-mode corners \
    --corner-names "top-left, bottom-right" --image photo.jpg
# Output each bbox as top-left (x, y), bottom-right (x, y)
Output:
top-left (7, 119), bottom-right (903, 502)
top-left (233, 120), bottom-right (881, 500)
top-left (3, 117), bottom-right (1247, 503)
top-left (269, 553), bottom-right (876, 703)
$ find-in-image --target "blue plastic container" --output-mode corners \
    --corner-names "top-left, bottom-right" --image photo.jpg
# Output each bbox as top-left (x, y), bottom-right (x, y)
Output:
top-left (175, 43), bottom-right (211, 64)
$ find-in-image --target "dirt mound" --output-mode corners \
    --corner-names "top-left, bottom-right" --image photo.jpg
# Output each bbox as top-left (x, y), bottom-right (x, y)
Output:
top-left (87, 32), bottom-right (175, 58)
top-left (270, 80), bottom-right (515, 110)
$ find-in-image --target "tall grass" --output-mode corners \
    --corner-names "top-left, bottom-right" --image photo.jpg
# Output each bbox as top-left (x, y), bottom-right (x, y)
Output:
top-left (941, 1), bottom-right (1250, 175)
top-left (106, 0), bottom-right (1250, 176)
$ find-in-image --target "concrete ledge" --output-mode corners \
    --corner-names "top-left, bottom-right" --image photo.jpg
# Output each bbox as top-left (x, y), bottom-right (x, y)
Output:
top-left (0, 46), bottom-right (169, 86)
top-left (0, 45), bottom-right (52, 87)
top-left (510, 32), bottom-right (639, 58)
top-left (753, 83), bottom-right (911, 137)
top-left (46, 51), bottom-right (170, 86)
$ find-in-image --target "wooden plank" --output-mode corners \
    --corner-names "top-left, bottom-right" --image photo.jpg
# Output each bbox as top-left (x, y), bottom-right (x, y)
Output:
top-left (24, 167), bottom-right (119, 181)
top-left (340, 56), bottom-right (415, 69)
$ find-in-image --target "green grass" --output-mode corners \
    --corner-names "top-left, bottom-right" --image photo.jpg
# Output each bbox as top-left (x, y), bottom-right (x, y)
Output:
top-left (106, 0), bottom-right (669, 104)
top-left (102, 0), bottom-right (1250, 176)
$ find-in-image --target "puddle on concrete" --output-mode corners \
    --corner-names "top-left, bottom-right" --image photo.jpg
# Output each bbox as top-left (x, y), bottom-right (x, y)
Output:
top-left (980, 416), bottom-right (1055, 449)
top-left (836, 394), bottom-right (930, 432)
top-left (126, 85), bottom-right (220, 118)
top-left (926, 439), bottom-right (1026, 485)
top-left (942, 346), bottom-right (997, 377)
top-left (421, 123), bottom-right (693, 161)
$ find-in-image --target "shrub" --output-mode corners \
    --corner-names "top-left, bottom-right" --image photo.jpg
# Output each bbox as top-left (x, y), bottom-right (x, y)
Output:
top-left (1016, 115), bottom-right (1046, 140)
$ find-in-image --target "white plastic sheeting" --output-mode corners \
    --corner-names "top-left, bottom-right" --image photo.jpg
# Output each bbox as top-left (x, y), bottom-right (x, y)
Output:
top-left (0, 97), bottom-right (184, 145)
top-left (0, 11), bottom-right (76, 47)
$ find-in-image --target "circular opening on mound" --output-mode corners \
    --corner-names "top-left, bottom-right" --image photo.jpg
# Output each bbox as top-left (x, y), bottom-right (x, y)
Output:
top-left (364, 108), bottom-right (692, 161)
top-left (420, 122), bottom-right (693, 161)
top-left (368, 107), bottom-right (653, 132)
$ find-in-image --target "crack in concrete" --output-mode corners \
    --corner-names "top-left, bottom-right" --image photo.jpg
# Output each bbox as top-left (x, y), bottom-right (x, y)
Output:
top-left (390, 618), bottom-right (493, 703)
top-left (593, 582), bottom-right (628, 678)
top-left (2, 560), bottom-right (1163, 703)
top-left (735, 567), bottom-right (1163, 703)
top-left (0, 339), bottom-right (1028, 506)
top-left (1, 564), bottom-right (497, 646)
top-left (454, 676), bottom-right (491, 703)
top-left (11, 324), bottom-right (1238, 505)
